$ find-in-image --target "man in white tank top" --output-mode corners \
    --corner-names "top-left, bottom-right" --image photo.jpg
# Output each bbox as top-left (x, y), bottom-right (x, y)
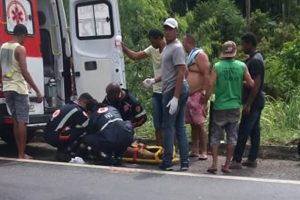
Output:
top-left (0, 24), bottom-right (43, 159)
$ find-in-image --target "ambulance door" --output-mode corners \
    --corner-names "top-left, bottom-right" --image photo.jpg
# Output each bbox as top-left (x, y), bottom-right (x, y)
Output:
top-left (69, 0), bottom-right (126, 101)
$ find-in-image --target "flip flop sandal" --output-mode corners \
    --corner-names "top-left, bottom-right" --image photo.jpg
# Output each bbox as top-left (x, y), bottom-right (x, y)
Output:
top-left (189, 152), bottom-right (200, 158)
top-left (221, 165), bottom-right (232, 174)
top-left (198, 156), bottom-right (208, 160)
top-left (207, 167), bottom-right (217, 174)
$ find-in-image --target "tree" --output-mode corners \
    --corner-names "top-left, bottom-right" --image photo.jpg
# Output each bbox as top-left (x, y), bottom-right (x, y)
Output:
top-left (190, 0), bottom-right (245, 58)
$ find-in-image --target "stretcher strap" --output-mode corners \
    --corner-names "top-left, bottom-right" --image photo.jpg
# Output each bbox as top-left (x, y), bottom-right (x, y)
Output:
top-left (132, 144), bottom-right (144, 161)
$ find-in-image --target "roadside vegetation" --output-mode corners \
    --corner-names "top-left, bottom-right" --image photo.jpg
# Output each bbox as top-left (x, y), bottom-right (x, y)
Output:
top-left (62, 0), bottom-right (300, 145)
top-left (117, 0), bottom-right (300, 145)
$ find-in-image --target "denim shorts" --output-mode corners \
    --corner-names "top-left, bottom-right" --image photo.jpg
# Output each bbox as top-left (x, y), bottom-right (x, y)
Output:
top-left (210, 109), bottom-right (240, 145)
top-left (152, 93), bottom-right (163, 129)
top-left (4, 91), bottom-right (29, 123)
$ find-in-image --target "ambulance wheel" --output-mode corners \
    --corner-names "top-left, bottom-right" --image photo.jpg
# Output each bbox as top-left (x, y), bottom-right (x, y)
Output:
top-left (298, 139), bottom-right (300, 155)
top-left (0, 125), bottom-right (35, 146)
top-left (0, 125), bottom-right (15, 146)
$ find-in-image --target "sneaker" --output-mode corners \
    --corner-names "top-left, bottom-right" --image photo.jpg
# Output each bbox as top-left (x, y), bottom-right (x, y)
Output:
top-left (69, 156), bottom-right (85, 164)
top-left (229, 161), bottom-right (243, 169)
top-left (159, 164), bottom-right (174, 171)
top-left (179, 164), bottom-right (189, 171)
top-left (242, 160), bottom-right (257, 168)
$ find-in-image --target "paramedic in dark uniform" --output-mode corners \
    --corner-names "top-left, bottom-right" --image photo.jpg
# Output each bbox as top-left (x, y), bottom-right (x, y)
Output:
top-left (82, 103), bottom-right (134, 165)
top-left (44, 93), bottom-right (95, 161)
top-left (102, 82), bottom-right (147, 128)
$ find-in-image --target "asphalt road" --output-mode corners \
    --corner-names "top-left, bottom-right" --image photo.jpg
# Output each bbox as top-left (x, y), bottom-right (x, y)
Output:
top-left (0, 157), bottom-right (300, 200)
top-left (1, 140), bottom-right (300, 180)
top-left (1, 140), bottom-right (300, 200)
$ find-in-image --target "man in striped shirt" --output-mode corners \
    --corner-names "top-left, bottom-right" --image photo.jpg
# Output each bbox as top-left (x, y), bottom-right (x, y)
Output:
top-left (44, 93), bottom-right (95, 161)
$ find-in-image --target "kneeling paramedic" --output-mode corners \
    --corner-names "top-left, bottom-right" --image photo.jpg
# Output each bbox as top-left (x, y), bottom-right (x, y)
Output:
top-left (44, 93), bottom-right (95, 161)
top-left (81, 103), bottom-right (134, 165)
top-left (103, 82), bottom-right (147, 128)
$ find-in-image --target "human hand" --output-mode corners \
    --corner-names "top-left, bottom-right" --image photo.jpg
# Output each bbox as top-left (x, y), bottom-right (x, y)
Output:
top-left (167, 97), bottom-right (178, 115)
top-left (202, 103), bottom-right (208, 118)
top-left (36, 92), bottom-right (43, 103)
top-left (142, 78), bottom-right (155, 88)
top-left (243, 104), bottom-right (251, 114)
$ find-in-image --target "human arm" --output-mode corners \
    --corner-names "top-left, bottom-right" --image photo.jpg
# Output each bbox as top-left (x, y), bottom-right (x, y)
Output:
top-left (203, 65), bottom-right (217, 103)
top-left (243, 64), bottom-right (261, 114)
top-left (15, 46), bottom-right (43, 103)
top-left (122, 42), bottom-right (148, 60)
top-left (243, 65), bottom-right (254, 89)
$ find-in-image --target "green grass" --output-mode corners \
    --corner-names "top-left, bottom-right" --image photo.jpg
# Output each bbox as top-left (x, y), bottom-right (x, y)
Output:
top-left (135, 95), bottom-right (300, 146)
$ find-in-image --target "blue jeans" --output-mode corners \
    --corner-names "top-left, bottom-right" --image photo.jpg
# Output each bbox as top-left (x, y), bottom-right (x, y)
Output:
top-left (152, 93), bottom-right (163, 129)
top-left (233, 108), bottom-right (263, 162)
top-left (162, 82), bottom-right (189, 166)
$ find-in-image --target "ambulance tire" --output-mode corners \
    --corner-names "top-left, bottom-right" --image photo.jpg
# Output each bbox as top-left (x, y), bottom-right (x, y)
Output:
top-left (298, 139), bottom-right (300, 155)
top-left (0, 125), bottom-right (35, 146)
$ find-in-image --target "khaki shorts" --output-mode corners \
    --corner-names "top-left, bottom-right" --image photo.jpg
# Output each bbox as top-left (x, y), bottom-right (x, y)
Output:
top-left (210, 109), bottom-right (240, 145)
top-left (4, 91), bottom-right (29, 123)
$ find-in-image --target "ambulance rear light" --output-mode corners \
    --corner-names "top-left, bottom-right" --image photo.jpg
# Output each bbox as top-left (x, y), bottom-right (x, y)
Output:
top-left (3, 117), bottom-right (13, 124)
top-left (0, 77), bottom-right (4, 98)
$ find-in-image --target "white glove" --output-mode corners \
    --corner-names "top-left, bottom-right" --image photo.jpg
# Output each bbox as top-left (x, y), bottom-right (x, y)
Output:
top-left (143, 78), bottom-right (155, 88)
top-left (167, 97), bottom-right (178, 115)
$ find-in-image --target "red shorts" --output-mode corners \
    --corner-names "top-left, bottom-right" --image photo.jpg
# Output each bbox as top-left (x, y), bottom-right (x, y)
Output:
top-left (185, 91), bottom-right (206, 125)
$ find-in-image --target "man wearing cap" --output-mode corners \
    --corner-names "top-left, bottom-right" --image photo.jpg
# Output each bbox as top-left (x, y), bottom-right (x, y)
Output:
top-left (203, 41), bottom-right (254, 173)
top-left (159, 18), bottom-right (189, 171)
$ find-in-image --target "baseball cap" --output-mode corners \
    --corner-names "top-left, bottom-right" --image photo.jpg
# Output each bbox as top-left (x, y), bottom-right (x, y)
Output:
top-left (163, 18), bottom-right (178, 29)
top-left (220, 41), bottom-right (237, 58)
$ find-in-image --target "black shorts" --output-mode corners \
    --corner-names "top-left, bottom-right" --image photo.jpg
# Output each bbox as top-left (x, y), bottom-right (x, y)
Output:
top-left (44, 128), bottom-right (85, 149)
top-left (84, 121), bottom-right (133, 155)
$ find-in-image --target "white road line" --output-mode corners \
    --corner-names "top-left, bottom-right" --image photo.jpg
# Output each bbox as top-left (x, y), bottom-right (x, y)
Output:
top-left (1, 156), bottom-right (300, 185)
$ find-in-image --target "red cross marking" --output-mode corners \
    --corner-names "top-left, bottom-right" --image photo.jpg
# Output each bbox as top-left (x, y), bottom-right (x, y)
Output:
top-left (12, 6), bottom-right (24, 24)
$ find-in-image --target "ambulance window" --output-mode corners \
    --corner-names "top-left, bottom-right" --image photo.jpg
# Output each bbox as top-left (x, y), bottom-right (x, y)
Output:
top-left (76, 2), bottom-right (114, 39)
top-left (4, 0), bottom-right (34, 35)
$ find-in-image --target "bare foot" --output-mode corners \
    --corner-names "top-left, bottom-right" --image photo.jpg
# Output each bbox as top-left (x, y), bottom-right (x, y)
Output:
top-left (19, 154), bottom-right (33, 159)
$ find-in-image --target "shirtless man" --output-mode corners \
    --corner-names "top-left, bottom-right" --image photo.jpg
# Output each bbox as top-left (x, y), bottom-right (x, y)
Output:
top-left (182, 34), bottom-right (210, 160)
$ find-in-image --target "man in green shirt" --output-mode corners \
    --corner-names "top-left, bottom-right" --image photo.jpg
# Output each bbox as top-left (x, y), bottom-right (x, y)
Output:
top-left (204, 41), bottom-right (254, 173)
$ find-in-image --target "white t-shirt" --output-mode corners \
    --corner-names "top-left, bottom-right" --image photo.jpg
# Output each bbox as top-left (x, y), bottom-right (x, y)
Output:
top-left (143, 45), bottom-right (162, 93)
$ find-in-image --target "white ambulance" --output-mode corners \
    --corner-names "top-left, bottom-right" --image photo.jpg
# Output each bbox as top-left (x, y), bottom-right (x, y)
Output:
top-left (0, 0), bottom-right (126, 144)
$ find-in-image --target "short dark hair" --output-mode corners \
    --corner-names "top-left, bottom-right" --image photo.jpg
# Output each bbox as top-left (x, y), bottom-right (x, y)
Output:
top-left (13, 24), bottom-right (28, 36)
top-left (185, 34), bottom-right (197, 46)
top-left (106, 82), bottom-right (121, 98)
top-left (78, 93), bottom-right (94, 102)
top-left (241, 32), bottom-right (257, 47)
top-left (148, 29), bottom-right (163, 39)
top-left (85, 99), bottom-right (100, 113)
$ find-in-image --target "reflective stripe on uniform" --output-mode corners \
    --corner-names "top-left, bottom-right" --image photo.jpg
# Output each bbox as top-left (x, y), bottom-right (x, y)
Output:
top-left (134, 110), bottom-right (146, 119)
top-left (81, 118), bottom-right (89, 128)
top-left (55, 108), bottom-right (79, 132)
top-left (99, 118), bottom-right (123, 133)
